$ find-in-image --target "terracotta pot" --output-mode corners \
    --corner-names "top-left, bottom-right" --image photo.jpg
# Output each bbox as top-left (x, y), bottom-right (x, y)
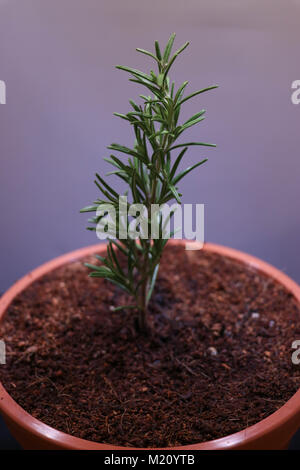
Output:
top-left (1, 240), bottom-right (300, 450)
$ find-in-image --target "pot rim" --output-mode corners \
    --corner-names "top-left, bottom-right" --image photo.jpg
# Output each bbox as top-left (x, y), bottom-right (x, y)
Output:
top-left (1, 239), bottom-right (300, 450)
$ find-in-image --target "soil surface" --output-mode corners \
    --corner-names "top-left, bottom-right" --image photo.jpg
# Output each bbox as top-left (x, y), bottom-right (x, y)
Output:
top-left (1, 244), bottom-right (300, 447)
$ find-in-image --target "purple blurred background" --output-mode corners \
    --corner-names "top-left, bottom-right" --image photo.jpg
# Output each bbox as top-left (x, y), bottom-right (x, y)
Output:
top-left (0, 0), bottom-right (299, 292)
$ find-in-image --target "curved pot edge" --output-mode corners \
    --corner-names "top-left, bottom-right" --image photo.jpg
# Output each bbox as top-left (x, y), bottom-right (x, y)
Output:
top-left (1, 240), bottom-right (300, 450)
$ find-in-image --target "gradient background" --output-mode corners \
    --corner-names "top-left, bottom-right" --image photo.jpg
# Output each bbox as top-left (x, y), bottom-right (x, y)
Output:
top-left (0, 0), bottom-right (300, 291)
top-left (0, 0), bottom-right (300, 449)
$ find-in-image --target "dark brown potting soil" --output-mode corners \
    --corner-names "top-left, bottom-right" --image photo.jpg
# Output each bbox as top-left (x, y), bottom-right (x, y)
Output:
top-left (1, 244), bottom-right (300, 447)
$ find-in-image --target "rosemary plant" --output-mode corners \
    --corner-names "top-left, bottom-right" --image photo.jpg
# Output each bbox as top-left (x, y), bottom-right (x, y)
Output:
top-left (81, 33), bottom-right (217, 332)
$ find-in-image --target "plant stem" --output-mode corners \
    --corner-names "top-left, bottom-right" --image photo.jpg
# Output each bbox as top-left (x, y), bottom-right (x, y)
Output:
top-left (137, 86), bottom-right (170, 333)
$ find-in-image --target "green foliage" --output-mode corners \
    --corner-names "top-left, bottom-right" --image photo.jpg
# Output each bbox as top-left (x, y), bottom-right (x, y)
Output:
top-left (81, 33), bottom-right (217, 331)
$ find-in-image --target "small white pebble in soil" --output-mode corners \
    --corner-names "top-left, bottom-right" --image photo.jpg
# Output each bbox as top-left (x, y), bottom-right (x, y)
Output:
top-left (208, 346), bottom-right (218, 356)
top-left (251, 312), bottom-right (260, 319)
top-left (269, 320), bottom-right (275, 328)
top-left (25, 346), bottom-right (38, 354)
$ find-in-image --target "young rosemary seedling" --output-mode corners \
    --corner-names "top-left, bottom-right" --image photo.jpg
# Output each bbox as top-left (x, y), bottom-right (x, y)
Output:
top-left (81, 33), bottom-right (217, 332)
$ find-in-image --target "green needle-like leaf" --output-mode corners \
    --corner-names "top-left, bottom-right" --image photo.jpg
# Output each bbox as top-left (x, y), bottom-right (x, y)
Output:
top-left (136, 48), bottom-right (159, 63)
top-left (162, 33), bottom-right (176, 63)
top-left (95, 173), bottom-right (119, 199)
top-left (146, 264), bottom-right (160, 305)
top-left (172, 159), bottom-right (208, 185)
top-left (169, 142), bottom-right (216, 151)
top-left (175, 85), bottom-right (218, 109)
top-left (155, 40), bottom-right (162, 60)
top-left (162, 41), bottom-right (189, 82)
top-left (80, 205), bottom-right (99, 213)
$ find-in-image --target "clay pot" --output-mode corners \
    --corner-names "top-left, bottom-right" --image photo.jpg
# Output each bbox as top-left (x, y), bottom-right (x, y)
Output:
top-left (1, 240), bottom-right (300, 450)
